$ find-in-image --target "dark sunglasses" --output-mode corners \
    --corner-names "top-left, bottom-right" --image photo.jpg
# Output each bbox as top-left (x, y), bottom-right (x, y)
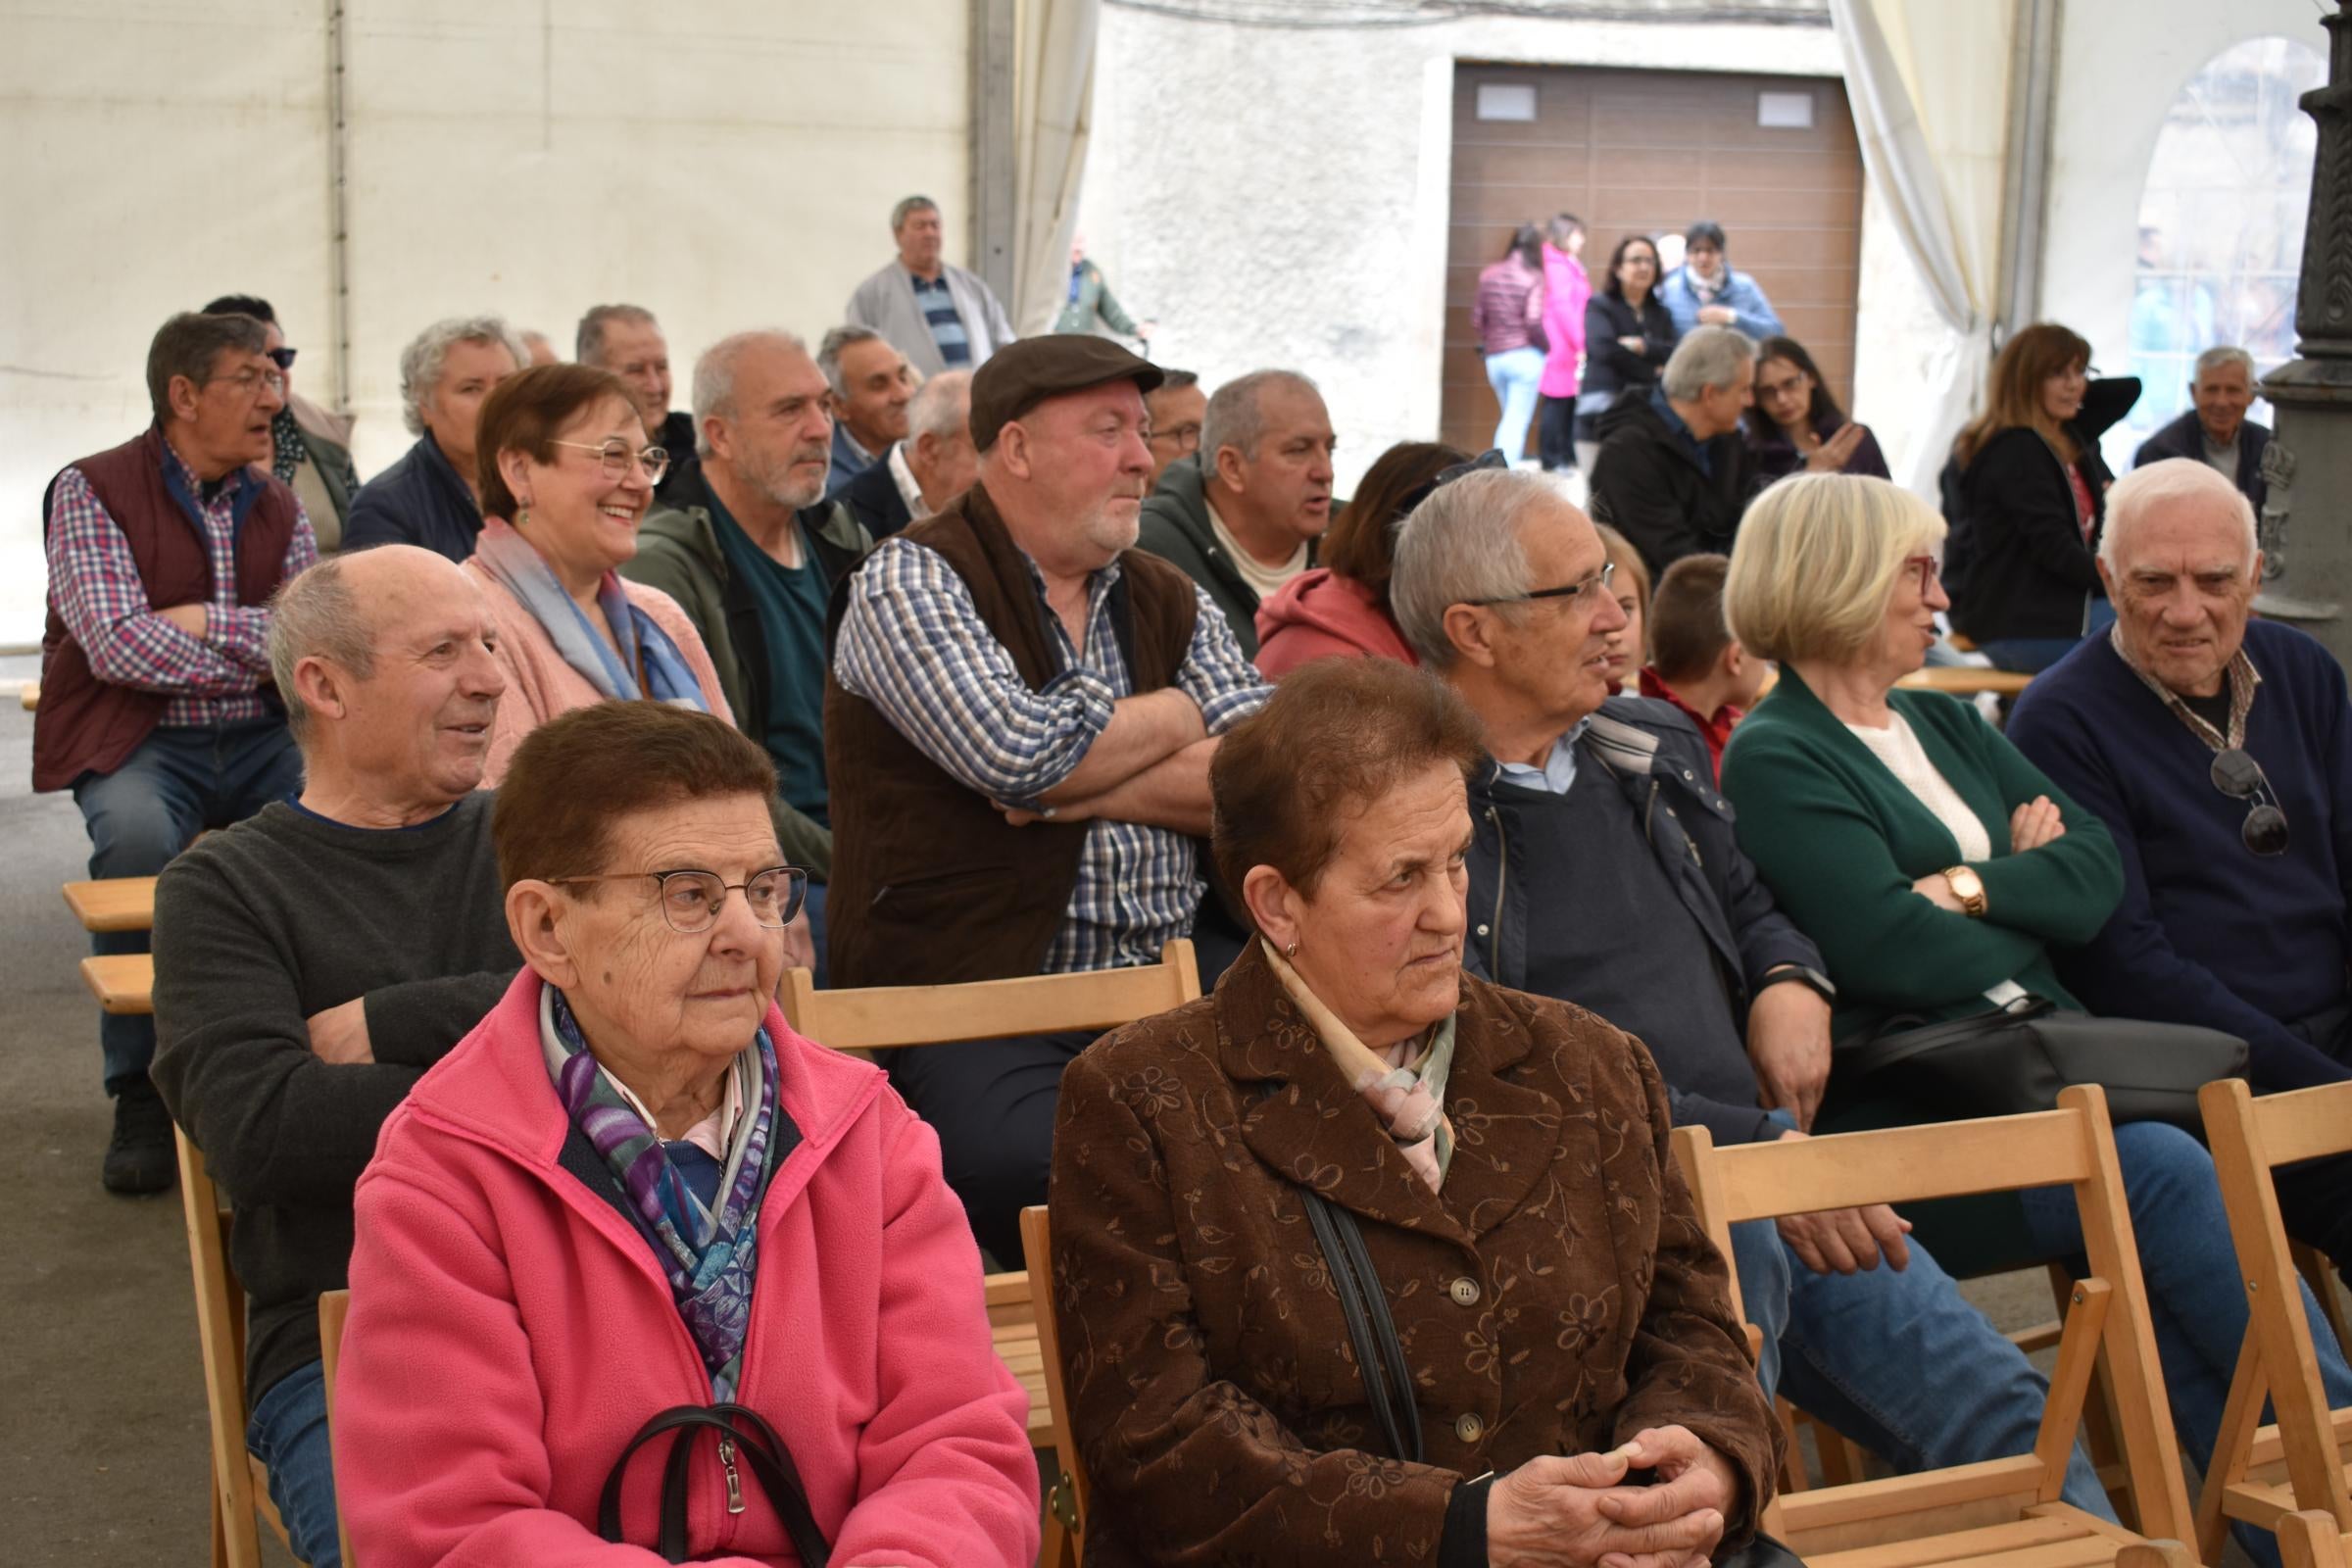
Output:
top-left (2211, 748), bottom-right (2289, 857)
top-left (1393, 448), bottom-right (1510, 527)
top-left (266, 347), bottom-right (298, 370)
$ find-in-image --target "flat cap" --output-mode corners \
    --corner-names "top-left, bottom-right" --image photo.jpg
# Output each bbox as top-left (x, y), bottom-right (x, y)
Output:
top-left (969, 335), bottom-right (1163, 451)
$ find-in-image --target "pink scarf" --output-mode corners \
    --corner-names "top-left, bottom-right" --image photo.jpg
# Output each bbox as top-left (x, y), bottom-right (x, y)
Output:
top-left (1266, 943), bottom-right (1456, 1192)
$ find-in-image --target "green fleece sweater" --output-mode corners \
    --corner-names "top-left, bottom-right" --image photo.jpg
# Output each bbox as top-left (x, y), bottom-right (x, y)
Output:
top-left (1719, 669), bottom-right (2125, 1045)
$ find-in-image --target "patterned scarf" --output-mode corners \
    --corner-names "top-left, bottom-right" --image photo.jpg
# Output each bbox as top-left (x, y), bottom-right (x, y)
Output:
top-left (542, 986), bottom-right (779, 1400)
top-left (471, 517), bottom-right (709, 708)
top-left (269, 408), bottom-right (303, 484)
top-left (1266, 942), bottom-right (1457, 1191)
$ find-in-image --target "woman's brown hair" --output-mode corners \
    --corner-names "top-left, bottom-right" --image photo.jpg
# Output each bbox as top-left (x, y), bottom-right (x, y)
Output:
top-left (1319, 440), bottom-right (1471, 607)
top-left (474, 363), bottom-right (638, 519)
top-left (1952, 322), bottom-right (2090, 467)
top-left (493, 701), bottom-right (779, 891)
top-left (1209, 657), bottom-right (1486, 906)
top-left (1594, 522), bottom-right (1652, 638)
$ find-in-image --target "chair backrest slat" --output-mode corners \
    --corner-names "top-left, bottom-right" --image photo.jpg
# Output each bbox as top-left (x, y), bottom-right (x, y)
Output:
top-left (780, 940), bottom-right (1200, 1052)
top-left (1696, 1106), bottom-right (2095, 1224)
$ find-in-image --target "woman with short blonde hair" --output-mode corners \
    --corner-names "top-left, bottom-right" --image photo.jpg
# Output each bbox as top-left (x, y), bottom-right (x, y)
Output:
top-left (1723, 471), bottom-right (1944, 667)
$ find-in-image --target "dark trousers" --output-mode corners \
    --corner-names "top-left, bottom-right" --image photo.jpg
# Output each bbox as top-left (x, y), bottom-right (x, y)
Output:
top-left (889, 1029), bottom-right (1094, 1265)
top-left (71, 717), bottom-right (302, 1095)
top-left (2277, 1002), bottom-right (2352, 1275)
top-left (1538, 395), bottom-right (1578, 471)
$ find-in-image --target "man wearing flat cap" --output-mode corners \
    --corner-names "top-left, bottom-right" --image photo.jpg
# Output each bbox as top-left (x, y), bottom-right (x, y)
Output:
top-left (827, 335), bottom-right (1269, 1260)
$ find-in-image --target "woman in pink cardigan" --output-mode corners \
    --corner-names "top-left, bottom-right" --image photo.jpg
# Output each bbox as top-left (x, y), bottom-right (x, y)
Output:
top-left (332, 702), bottom-right (1040, 1567)
top-left (1537, 213), bottom-right (1592, 473)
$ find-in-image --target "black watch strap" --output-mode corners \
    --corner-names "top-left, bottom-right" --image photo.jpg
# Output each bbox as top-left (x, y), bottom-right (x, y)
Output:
top-left (1755, 964), bottom-right (1836, 1004)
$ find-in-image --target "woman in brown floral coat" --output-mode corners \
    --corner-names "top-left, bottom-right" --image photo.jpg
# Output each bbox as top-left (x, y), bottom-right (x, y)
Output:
top-left (1049, 657), bottom-right (1779, 1568)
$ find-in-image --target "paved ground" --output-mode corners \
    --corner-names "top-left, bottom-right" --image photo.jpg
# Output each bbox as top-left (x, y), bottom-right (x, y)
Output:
top-left (0, 662), bottom-right (2280, 1564)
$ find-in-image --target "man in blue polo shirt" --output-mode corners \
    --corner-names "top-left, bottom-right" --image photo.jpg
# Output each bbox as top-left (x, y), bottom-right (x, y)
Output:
top-left (2011, 458), bottom-right (2352, 1270)
top-left (845, 196), bottom-right (1019, 377)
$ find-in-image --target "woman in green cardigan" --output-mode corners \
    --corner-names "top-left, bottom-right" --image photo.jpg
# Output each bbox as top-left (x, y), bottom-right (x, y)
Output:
top-left (1717, 474), bottom-right (2352, 1563)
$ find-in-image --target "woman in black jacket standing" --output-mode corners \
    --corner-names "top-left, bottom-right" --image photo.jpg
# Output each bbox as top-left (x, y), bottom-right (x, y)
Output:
top-left (1947, 322), bottom-right (2139, 672)
top-left (1576, 234), bottom-right (1680, 470)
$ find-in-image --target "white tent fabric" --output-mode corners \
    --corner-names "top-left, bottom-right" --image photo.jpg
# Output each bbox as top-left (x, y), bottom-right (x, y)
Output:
top-left (1830, 0), bottom-right (2016, 493)
top-left (1011, 0), bottom-right (1102, 335)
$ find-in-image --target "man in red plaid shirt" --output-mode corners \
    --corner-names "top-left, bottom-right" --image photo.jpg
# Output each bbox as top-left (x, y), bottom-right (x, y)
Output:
top-left (37, 311), bottom-right (318, 1194)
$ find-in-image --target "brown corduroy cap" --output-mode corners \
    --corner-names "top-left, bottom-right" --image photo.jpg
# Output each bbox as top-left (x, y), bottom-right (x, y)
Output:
top-left (968, 335), bottom-right (1164, 451)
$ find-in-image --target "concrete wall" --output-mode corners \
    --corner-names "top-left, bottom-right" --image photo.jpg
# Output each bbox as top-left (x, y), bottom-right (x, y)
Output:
top-left (2040, 0), bottom-right (2328, 422)
top-left (1085, 2), bottom-right (1875, 496)
top-left (0, 0), bottom-right (969, 647)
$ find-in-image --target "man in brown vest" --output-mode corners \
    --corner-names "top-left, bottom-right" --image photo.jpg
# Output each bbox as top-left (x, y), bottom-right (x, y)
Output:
top-left (827, 334), bottom-right (1268, 1258)
top-left (39, 311), bottom-right (318, 1194)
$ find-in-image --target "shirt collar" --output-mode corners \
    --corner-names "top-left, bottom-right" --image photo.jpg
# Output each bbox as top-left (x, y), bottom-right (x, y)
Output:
top-left (2107, 619), bottom-right (2263, 752)
top-left (1494, 720), bottom-right (1590, 796)
top-left (161, 433), bottom-right (249, 507)
top-left (886, 441), bottom-right (927, 518)
top-left (1648, 386), bottom-right (1713, 475)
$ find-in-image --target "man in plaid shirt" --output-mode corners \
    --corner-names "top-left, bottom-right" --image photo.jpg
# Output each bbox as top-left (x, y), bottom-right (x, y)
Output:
top-left (37, 311), bottom-right (317, 1194)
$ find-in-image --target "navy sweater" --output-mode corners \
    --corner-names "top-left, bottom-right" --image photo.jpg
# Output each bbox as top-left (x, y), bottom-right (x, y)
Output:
top-left (2008, 619), bottom-right (2352, 1090)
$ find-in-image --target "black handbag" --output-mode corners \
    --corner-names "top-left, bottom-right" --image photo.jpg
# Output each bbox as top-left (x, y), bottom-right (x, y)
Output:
top-left (1298, 1187), bottom-right (1806, 1568)
top-left (1839, 996), bottom-right (2248, 1134)
top-left (598, 1402), bottom-right (829, 1565)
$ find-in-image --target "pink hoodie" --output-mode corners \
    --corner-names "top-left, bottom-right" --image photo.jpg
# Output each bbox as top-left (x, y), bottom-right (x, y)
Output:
top-left (1251, 568), bottom-right (1418, 678)
top-left (1539, 244), bottom-right (1593, 398)
top-left (334, 970), bottom-right (1040, 1568)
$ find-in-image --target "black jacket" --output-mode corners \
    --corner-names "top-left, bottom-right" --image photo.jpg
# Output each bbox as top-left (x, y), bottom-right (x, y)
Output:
top-left (1463, 697), bottom-right (1825, 1148)
top-left (1588, 389), bottom-right (1760, 580)
top-left (828, 444), bottom-right (915, 539)
top-left (2133, 409), bottom-right (2270, 513)
top-left (1580, 292), bottom-right (1680, 403)
top-left (342, 433), bottom-right (482, 563)
top-left (1948, 376), bottom-right (2139, 643)
top-left (652, 410), bottom-right (699, 504)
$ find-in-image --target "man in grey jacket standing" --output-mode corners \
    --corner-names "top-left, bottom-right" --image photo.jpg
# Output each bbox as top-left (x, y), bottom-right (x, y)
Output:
top-left (846, 195), bottom-right (1018, 375)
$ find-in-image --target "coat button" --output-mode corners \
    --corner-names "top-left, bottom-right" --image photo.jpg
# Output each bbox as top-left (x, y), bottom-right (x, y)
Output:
top-left (1456, 1412), bottom-right (1485, 1444)
top-left (1475, 923), bottom-right (1491, 938)
top-left (1449, 1276), bottom-right (1481, 1307)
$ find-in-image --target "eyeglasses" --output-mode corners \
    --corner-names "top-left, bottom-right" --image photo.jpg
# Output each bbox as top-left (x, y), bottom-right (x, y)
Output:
top-left (1149, 422), bottom-right (1203, 452)
top-left (1903, 555), bottom-right (1942, 593)
top-left (552, 865), bottom-right (808, 933)
top-left (267, 347), bottom-right (298, 371)
top-left (209, 367), bottom-right (286, 399)
top-left (2210, 749), bottom-right (2288, 857)
top-left (551, 438), bottom-right (670, 485)
top-left (1464, 561), bottom-right (1617, 609)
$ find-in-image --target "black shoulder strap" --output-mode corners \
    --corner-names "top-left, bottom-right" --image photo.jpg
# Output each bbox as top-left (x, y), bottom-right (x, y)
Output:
top-left (1298, 1186), bottom-right (1424, 1465)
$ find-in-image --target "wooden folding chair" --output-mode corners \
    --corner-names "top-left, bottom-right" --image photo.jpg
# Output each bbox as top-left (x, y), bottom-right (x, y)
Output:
top-left (61, 876), bottom-right (159, 933)
top-left (176, 1128), bottom-right (304, 1568)
top-left (1020, 1206), bottom-right (1086, 1568)
top-left (318, 1290), bottom-right (355, 1568)
top-left (1673, 1084), bottom-right (2202, 1568)
top-left (2278, 1509), bottom-right (2352, 1568)
top-left (2193, 1078), bottom-right (2352, 1562)
top-left (778, 939), bottom-right (1201, 1568)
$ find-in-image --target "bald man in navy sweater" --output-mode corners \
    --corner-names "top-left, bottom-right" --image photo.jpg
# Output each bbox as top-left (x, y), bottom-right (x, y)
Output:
top-left (2010, 459), bottom-right (2352, 1270)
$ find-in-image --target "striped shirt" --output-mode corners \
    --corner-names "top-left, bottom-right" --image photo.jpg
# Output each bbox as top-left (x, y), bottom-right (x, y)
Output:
top-left (45, 442), bottom-right (318, 728)
top-left (910, 272), bottom-right (972, 367)
top-left (834, 535), bottom-right (1269, 972)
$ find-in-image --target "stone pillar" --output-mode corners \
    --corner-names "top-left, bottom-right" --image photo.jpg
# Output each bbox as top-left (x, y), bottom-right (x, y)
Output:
top-left (2256, 1), bottom-right (2352, 660)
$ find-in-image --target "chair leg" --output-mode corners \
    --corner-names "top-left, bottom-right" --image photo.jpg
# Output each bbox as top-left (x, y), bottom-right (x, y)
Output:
top-left (2048, 1262), bottom-right (2137, 1529)
top-left (211, 1485), bottom-right (229, 1568)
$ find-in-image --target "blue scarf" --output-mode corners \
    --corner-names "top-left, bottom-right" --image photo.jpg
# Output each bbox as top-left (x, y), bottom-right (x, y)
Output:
top-left (542, 987), bottom-right (779, 1400)
top-left (473, 517), bottom-right (708, 707)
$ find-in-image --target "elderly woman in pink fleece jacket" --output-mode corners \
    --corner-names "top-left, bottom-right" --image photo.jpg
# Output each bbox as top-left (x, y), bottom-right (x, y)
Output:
top-left (332, 701), bottom-right (1039, 1568)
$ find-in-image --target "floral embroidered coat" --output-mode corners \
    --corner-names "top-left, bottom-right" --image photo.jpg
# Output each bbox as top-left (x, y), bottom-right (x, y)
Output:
top-left (1048, 942), bottom-right (1779, 1566)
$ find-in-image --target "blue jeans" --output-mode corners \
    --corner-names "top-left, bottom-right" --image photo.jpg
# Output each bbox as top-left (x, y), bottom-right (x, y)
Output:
top-left (245, 1359), bottom-right (342, 1568)
top-left (1730, 1221), bottom-right (2113, 1517)
top-left (1981, 600), bottom-right (2118, 675)
top-left (1485, 347), bottom-right (1546, 460)
top-left (71, 718), bottom-right (302, 1094)
top-left (2016, 1120), bottom-right (2352, 1568)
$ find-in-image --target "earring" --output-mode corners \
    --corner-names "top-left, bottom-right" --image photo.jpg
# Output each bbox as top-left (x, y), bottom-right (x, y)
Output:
top-left (516, 505), bottom-right (531, 526)
top-left (1285, 940), bottom-right (1299, 959)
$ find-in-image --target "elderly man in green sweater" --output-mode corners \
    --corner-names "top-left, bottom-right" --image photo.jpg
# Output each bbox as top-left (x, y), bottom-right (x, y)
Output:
top-left (151, 545), bottom-right (521, 1568)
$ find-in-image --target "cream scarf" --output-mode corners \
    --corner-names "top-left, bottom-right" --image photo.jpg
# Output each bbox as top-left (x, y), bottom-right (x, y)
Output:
top-left (1266, 942), bottom-right (1457, 1191)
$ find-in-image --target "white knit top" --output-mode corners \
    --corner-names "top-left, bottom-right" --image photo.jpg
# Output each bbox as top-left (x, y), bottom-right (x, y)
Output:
top-left (1843, 711), bottom-right (1992, 862)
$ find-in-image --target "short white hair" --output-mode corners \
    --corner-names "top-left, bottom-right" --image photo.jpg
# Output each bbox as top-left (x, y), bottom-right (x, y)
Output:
top-left (1662, 325), bottom-right (1756, 401)
top-left (690, 329), bottom-right (809, 458)
top-left (398, 317), bottom-right (526, 437)
top-left (2099, 458), bottom-right (2257, 573)
top-left (907, 369), bottom-right (972, 444)
top-left (1390, 469), bottom-right (1564, 669)
top-left (2194, 345), bottom-right (2256, 382)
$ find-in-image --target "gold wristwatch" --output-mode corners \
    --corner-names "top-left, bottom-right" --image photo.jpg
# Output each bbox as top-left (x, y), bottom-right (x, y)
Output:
top-left (1941, 865), bottom-right (1987, 917)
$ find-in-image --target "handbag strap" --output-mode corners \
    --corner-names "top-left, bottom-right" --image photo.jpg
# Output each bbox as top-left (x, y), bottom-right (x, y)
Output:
top-left (1298, 1185), bottom-right (1424, 1465)
top-left (599, 1402), bottom-right (830, 1565)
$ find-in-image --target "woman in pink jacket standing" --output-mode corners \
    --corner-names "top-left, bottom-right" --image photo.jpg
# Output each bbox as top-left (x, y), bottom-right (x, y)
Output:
top-left (332, 701), bottom-right (1040, 1568)
top-left (1537, 213), bottom-right (1592, 473)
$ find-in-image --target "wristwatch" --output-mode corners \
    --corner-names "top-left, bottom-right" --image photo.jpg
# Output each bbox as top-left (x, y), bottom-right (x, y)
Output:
top-left (1941, 865), bottom-right (1988, 917)
top-left (1755, 964), bottom-right (1837, 1004)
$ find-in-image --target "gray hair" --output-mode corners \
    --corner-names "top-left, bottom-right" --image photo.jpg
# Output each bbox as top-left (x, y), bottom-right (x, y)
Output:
top-left (575, 304), bottom-right (658, 367)
top-left (146, 311), bottom-right (270, 423)
top-left (2194, 344), bottom-right (2257, 382)
top-left (907, 368), bottom-right (973, 444)
top-left (398, 316), bottom-right (526, 437)
top-left (816, 324), bottom-right (889, 399)
top-left (1390, 469), bottom-right (1563, 669)
top-left (690, 328), bottom-right (810, 458)
top-left (1200, 369), bottom-right (1320, 466)
top-left (1661, 325), bottom-right (1757, 402)
top-left (2098, 458), bottom-right (2258, 575)
top-left (267, 557), bottom-right (375, 746)
top-left (891, 195), bottom-right (939, 232)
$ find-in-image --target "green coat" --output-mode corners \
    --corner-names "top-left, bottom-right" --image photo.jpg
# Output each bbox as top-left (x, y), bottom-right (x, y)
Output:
top-left (1719, 668), bottom-right (2127, 1274)
top-left (1054, 259), bottom-right (1138, 336)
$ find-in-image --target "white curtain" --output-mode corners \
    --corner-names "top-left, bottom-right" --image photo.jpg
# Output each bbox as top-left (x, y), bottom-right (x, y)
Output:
top-left (1831, 0), bottom-right (2016, 493)
top-left (1011, 0), bottom-right (1101, 335)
